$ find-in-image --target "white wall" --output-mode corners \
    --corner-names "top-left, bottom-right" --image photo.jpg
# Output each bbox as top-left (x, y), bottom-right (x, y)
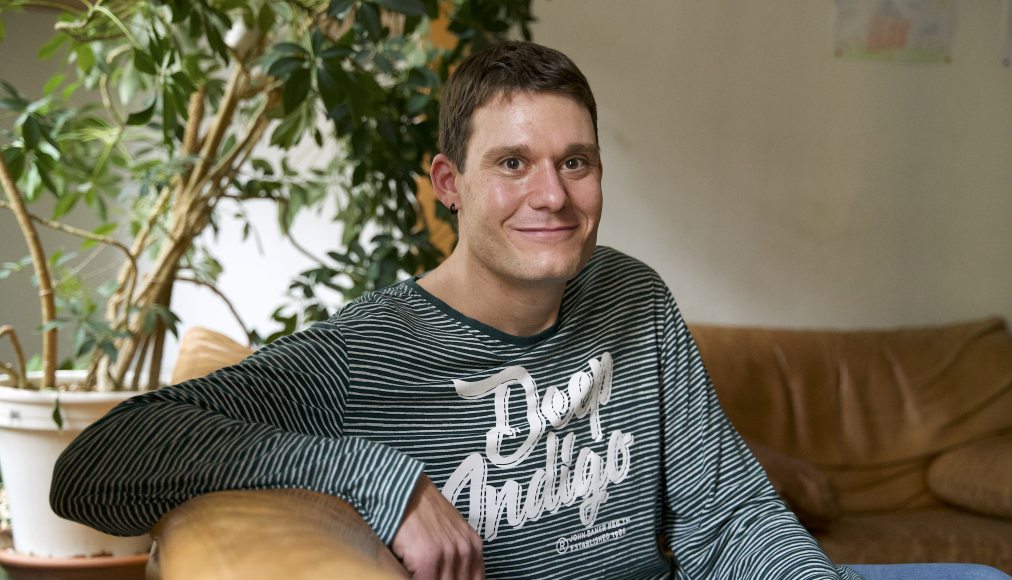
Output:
top-left (533, 0), bottom-right (1012, 328)
top-left (3, 1), bottom-right (1011, 372)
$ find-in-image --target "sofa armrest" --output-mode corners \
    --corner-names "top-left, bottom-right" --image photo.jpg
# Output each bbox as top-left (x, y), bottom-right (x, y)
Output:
top-left (149, 489), bottom-right (407, 580)
top-left (927, 432), bottom-right (1012, 519)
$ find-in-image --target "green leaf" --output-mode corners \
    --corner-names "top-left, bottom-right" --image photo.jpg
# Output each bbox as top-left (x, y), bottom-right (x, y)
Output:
top-left (22, 114), bottom-right (43, 150)
top-left (283, 68), bottom-right (311, 114)
top-left (93, 223), bottom-right (117, 237)
top-left (270, 109), bottom-right (304, 148)
top-left (2, 148), bottom-right (25, 182)
top-left (268, 56), bottom-right (308, 80)
top-left (52, 397), bottom-right (64, 430)
top-left (317, 64), bottom-right (349, 112)
top-left (134, 51), bottom-right (157, 75)
top-left (328, 0), bottom-right (356, 18)
top-left (204, 13), bottom-right (230, 61)
top-left (37, 33), bottom-right (66, 60)
top-left (74, 45), bottom-right (95, 74)
top-left (43, 73), bottom-right (66, 97)
top-left (100, 339), bottom-right (118, 363)
top-left (74, 334), bottom-right (96, 358)
top-left (373, 0), bottom-right (426, 17)
top-left (251, 158), bottom-right (274, 175)
top-left (0, 80), bottom-right (21, 99)
top-left (358, 2), bottom-right (382, 38)
top-left (37, 164), bottom-right (59, 197)
top-left (0, 97), bottom-right (25, 111)
top-left (170, 0), bottom-right (193, 23)
top-left (39, 319), bottom-right (70, 333)
top-left (81, 223), bottom-right (118, 250)
top-left (407, 66), bottom-right (439, 89)
top-left (272, 42), bottom-right (310, 57)
top-left (170, 71), bottom-right (196, 97)
top-left (0, 18), bottom-right (4, 44)
top-left (257, 2), bottom-right (276, 32)
top-left (162, 86), bottom-right (178, 145)
top-left (407, 92), bottom-right (429, 115)
top-left (148, 32), bottom-right (166, 68)
top-left (52, 192), bottom-right (79, 219)
top-left (320, 46), bottom-right (354, 62)
top-left (311, 30), bottom-right (325, 56)
top-left (62, 80), bottom-right (82, 101)
top-left (24, 165), bottom-right (42, 201)
top-left (126, 100), bottom-right (157, 126)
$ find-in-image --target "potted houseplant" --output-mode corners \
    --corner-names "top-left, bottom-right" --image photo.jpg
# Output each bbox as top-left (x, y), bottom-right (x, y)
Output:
top-left (0, 0), bottom-right (532, 575)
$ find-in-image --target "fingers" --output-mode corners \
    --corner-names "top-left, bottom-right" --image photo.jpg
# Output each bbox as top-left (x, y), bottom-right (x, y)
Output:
top-left (392, 475), bottom-right (486, 580)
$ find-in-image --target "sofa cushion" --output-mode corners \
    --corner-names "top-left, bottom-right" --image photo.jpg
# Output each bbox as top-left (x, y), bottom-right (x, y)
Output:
top-left (812, 508), bottom-right (1012, 573)
top-left (927, 432), bottom-right (1012, 519)
top-left (746, 440), bottom-right (840, 530)
top-left (690, 317), bottom-right (1012, 512)
top-left (171, 327), bottom-right (253, 384)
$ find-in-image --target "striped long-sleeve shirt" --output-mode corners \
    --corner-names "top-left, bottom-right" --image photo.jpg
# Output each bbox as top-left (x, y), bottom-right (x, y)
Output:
top-left (51, 246), bottom-right (860, 579)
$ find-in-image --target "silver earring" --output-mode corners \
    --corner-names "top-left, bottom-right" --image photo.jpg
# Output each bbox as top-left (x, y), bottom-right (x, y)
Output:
top-left (449, 203), bottom-right (458, 215)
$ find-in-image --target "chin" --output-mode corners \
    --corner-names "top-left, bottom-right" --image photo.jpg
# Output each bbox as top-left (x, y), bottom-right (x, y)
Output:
top-left (521, 252), bottom-right (591, 285)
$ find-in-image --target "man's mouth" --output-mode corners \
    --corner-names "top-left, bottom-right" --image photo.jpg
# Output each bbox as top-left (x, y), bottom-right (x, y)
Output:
top-left (513, 225), bottom-right (579, 241)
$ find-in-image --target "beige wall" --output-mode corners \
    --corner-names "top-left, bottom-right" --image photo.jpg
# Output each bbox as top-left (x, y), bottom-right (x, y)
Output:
top-left (3, 2), bottom-right (1011, 370)
top-left (533, 0), bottom-right (1012, 328)
top-left (0, 11), bottom-right (84, 368)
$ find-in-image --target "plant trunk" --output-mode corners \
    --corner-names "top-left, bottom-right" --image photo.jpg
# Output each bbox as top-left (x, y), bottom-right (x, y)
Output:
top-left (0, 155), bottom-right (57, 389)
top-left (145, 265), bottom-right (176, 390)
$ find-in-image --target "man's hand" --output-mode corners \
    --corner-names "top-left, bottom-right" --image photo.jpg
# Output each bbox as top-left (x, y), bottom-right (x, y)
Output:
top-left (391, 475), bottom-right (485, 580)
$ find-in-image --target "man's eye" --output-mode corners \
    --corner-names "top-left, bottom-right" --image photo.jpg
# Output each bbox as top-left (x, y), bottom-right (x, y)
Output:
top-left (564, 158), bottom-right (587, 170)
top-left (503, 158), bottom-right (522, 171)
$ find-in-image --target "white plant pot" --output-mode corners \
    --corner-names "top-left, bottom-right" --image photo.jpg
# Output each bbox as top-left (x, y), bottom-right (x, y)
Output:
top-left (0, 371), bottom-right (152, 558)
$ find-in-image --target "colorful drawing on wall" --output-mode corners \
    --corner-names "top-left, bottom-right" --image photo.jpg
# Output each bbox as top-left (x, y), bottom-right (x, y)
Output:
top-left (834, 0), bottom-right (956, 63)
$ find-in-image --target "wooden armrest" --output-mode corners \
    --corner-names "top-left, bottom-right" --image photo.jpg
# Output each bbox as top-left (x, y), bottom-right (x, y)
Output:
top-left (149, 489), bottom-right (408, 580)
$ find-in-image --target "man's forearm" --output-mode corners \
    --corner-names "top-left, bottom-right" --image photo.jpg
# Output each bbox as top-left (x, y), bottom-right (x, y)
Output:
top-left (51, 385), bottom-right (422, 541)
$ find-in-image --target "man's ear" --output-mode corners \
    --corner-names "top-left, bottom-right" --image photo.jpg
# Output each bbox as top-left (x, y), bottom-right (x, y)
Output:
top-left (429, 153), bottom-right (461, 209)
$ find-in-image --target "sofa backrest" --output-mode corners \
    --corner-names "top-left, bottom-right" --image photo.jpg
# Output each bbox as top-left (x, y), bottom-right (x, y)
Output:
top-left (690, 317), bottom-right (1012, 513)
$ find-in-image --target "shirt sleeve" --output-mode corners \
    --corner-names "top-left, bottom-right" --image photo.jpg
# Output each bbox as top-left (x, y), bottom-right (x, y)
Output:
top-left (655, 287), bottom-right (861, 580)
top-left (49, 320), bottom-right (424, 544)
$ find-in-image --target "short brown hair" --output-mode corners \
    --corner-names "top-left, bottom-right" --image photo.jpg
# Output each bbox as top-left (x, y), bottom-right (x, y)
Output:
top-left (438, 41), bottom-right (598, 170)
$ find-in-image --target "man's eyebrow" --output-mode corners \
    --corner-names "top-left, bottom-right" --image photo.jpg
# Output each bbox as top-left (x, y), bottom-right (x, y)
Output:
top-left (480, 143), bottom-right (601, 165)
top-left (481, 145), bottom-right (533, 165)
top-left (562, 143), bottom-right (601, 159)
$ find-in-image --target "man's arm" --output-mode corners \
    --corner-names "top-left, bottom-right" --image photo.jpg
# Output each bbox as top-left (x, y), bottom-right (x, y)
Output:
top-left (656, 291), bottom-right (861, 580)
top-left (50, 321), bottom-right (423, 544)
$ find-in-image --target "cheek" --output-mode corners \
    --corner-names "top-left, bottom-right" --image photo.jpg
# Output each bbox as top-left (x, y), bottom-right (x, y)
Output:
top-left (573, 186), bottom-right (603, 219)
top-left (476, 179), bottom-right (526, 216)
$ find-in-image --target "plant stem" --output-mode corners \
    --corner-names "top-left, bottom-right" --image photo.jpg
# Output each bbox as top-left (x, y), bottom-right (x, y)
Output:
top-left (0, 199), bottom-right (138, 276)
top-left (176, 275), bottom-right (253, 345)
top-left (0, 198), bottom-right (141, 326)
top-left (0, 155), bottom-right (57, 388)
top-left (112, 67), bottom-right (249, 384)
top-left (145, 269), bottom-right (175, 389)
top-left (185, 66), bottom-right (245, 196)
top-left (0, 326), bottom-right (28, 389)
top-left (0, 155), bottom-right (57, 386)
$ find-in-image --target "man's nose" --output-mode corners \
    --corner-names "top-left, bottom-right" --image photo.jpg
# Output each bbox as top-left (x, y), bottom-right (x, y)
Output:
top-left (528, 163), bottom-right (568, 211)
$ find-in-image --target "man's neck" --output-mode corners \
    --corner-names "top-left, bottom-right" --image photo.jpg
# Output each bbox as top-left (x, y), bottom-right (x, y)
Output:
top-left (416, 255), bottom-right (566, 337)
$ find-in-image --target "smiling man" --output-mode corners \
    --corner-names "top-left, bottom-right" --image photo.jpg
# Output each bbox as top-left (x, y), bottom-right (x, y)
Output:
top-left (420, 89), bottom-right (602, 336)
top-left (50, 42), bottom-right (871, 579)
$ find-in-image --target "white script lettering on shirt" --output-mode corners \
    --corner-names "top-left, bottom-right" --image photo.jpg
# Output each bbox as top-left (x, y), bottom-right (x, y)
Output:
top-left (441, 353), bottom-right (636, 541)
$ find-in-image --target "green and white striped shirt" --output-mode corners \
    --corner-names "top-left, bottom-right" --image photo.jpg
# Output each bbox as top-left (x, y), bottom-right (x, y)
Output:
top-left (53, 246), bottom-right (859, 579)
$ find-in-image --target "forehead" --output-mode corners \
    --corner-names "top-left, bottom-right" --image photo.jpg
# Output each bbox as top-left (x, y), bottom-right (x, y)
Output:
top-left (466, 91), bottom-right (596, 153)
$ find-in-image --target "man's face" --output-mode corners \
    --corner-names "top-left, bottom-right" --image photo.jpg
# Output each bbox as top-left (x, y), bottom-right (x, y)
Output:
top-left (450, 91), bottom-right (603, 290)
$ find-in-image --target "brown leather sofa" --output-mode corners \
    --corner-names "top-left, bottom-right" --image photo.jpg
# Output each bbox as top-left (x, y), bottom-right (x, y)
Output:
top-left (691, 317), bottom-right (1012, 573)
top-left (151, 319), bottom-right (1012, 578)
